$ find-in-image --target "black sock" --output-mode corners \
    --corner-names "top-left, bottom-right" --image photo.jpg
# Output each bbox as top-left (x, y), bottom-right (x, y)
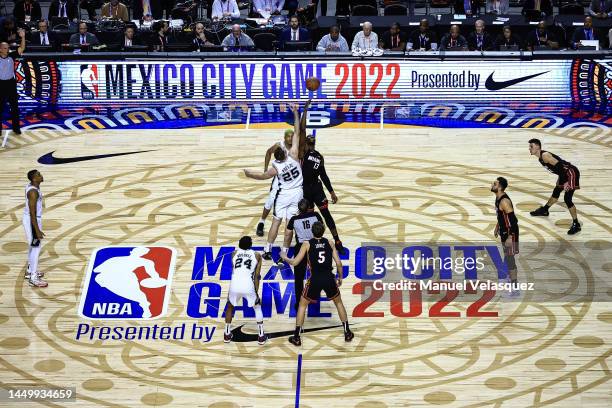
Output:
top-left (511, 279), bottom-right (517, 285)
top-left (294, 326), bottom-right (301, 337)
top-left (543, 204), bottom-right (550, 210)
top-left (342, 321), bottom-right (349, 333)
top-left (573, 218), bottom-right (579, 224)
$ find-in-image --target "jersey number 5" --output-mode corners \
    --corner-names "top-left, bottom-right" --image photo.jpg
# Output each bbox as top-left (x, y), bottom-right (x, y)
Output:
top-left (318, 252), bottom-right (325, 263)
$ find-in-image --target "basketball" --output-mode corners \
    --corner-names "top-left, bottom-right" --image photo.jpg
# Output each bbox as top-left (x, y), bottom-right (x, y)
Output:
top-left (306, 77), bottom-right (321, 91)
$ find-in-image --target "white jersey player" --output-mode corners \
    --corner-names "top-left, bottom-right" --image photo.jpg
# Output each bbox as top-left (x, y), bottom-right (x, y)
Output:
top-left (244, 103), bottom-right (303, 261)
top-left (23, 169), bottom-right (48, 287)
top-left (256, 129), bottom-right (294, 237)
top-left (224, 236), bottom-right (266, 345)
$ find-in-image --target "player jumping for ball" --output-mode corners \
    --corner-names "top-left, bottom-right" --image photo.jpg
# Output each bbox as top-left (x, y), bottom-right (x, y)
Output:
top-left (491, 177), bottom-right (519, 290)
top-left (301, 131), bottom-right (344, 252)
top-left (244, 103), bottom-right (303, 260)
top-left (223, 236), bottom-right (267, 345)
top-left (528, 139), bottom-right (581, 235)
top-left (256, 128), bottom-right (295, 237)
top-left (280, 221), bottom-right (354, 346)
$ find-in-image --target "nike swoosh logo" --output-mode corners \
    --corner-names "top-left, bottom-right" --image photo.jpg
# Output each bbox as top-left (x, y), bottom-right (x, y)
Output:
top-left (485, 71), bottom-right (549, 91)
top-left (38, 150), bottom-right (154, 165)
top-left (230, 323), bottom-right (344, 342)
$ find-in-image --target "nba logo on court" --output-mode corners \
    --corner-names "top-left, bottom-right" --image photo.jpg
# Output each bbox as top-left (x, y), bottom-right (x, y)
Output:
top-left (78, 246), bottom-right (176, 320)
top-left (80, 64), bottom-right (99, 99)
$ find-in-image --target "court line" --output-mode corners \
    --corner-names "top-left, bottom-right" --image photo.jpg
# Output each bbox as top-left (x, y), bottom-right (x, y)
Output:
top-left (295, 353), bottom-right (303, 408)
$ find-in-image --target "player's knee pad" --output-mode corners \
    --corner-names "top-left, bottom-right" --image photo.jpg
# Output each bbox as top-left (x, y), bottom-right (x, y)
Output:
top-left (552, 187), bottom-right (563, 199)
top-left (564, 191), bottom-right (575, 208)
top-left (320, 207), bottom-right (336, 230)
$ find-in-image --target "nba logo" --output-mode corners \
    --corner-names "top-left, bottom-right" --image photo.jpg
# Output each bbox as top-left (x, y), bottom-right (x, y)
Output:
top-left (80, 64), bottom-right (99, 99)
top-left (79, 246), bottom-right (177, 320)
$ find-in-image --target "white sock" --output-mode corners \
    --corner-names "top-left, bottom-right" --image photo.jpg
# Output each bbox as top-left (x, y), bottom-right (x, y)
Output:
top-left (29, 245), bottom-right (41, 276)
top-left (254, 305), bottom-right (264, 335)
top-left (265, 243), bottom-right (272, 252)
top-left (259, 218), bottom-right (265, 224)
top-left (224, 323), bottom-right (231, 335)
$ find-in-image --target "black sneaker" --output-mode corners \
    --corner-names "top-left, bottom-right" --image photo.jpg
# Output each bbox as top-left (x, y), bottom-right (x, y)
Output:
top-left (288, 335), bottom-right (301, 346)
top-left (530, 206), bottom-right (549, 217)
top-left (262, 251), bottom-right (272, 260)
top-left (13, 129), bottom-right (21, 135)
top-left (258, 334), bottom-right (267, 345)
top-left (344, 330), bottom-right (354, 342)
top-left (256, 222), bottom-right (264, 237)
top-left (567, 221), bottom-right (581, 235)
top-left (223, 332), bottom-right (233, 343)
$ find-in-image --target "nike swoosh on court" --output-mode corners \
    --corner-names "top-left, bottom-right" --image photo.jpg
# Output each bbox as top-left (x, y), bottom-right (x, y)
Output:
top-left (230, 324), bottom-right (344, 342)
top-left (485, 71), bottom-right (549, 91)
top-left (38, 150), bottom-right (155, 165)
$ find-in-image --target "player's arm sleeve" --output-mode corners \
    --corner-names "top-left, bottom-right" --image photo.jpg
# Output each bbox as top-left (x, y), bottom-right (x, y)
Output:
top-left (319, 157), bottom-right (334, 192)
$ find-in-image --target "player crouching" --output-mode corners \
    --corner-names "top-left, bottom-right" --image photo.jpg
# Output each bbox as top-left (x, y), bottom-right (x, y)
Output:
top-left (224, 236), bottom-right (267, 345)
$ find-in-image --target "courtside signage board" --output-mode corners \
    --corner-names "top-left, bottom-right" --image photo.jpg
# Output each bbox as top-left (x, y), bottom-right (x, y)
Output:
top-left (64, 60), bottom-right (569, 102)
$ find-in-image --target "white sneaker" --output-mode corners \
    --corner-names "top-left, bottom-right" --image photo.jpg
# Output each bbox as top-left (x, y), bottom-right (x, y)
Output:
top-left (29, 275), bottom-right (48, 287)
top-left (25, 271), bottom-right (44, 279)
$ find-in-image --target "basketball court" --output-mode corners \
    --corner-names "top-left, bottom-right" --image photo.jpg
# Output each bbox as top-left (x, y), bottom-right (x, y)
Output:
top-left (0, 124), bottom-right (610, 407)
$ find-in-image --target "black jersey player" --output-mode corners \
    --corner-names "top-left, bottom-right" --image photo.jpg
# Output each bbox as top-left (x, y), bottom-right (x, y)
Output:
top-left (491, 177), bottom-right (519, 286)
top-left (301, 134), bottom-right (344, 252)
top-left (528, 139), bottom-right (581, 235)
top-left (280, 221), bottom-right (354, 346)
top-left (284, 199), bottom-right (323, 310)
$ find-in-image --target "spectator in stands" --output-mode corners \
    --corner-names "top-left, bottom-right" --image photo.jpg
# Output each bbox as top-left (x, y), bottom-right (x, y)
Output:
top-left (522, 0), bottom-right (553, 18)
top-left (13, 0), bottom-right (43, 23)
top-left (79, 0), bottom-right (99, 20)
top-left (192, 22), bottom-right (216, 50)
top-left (526, 20), bottom-right (558, 50)
top-left (440, 25), bottom-right (467, 50)
top-left (467, 19), bottom-right (494, 51)
top-left (69, 21), bottom-right (100, 45)
top-left (212, 0), bottom-right (241, 19)
top-left (0, 18), bottom-right (19, 46)
top-left (253, 0), bottom-right (284, 18)
top-left (352, 21), bottom-right (379, 52)
top-left (280, 15), bottom-right (310, 49)
top-left (486, 0), bottom-right (509, 14)
top-left (101, 0), bottom-right (129, 21)
top-left (29, 19), bottom-right (56, 47)
top-left (454, 0), bottom-right (477, 15)
top-left (316, 25), bottom-right (349, 52)
top-left (380, 22), bottom-right (407, 51)
top-left (151, 20), bottom-right (169, 51)
top-left (495, 25), bottom-right (522, 50)
top-left (407, 19), bottom-right (437, 51)
top-left (222, 24), bottom-right (255, 49)
top-left (588, 0), bottom-right (612, 18)
top-left (48, 0), bottom-right (78, 21)
top-left (571, 16), bottom-right (600, 49)
top-left (118, 26), bottom-right (143, 49)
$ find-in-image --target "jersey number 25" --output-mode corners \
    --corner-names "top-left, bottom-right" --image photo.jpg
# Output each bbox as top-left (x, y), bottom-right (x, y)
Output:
top-left (282, 167), bottom-right (300, 182)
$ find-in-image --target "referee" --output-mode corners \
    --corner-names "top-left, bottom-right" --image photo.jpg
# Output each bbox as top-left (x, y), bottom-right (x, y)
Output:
top-left (283, 198), bottom-right (323, 311)
top-left (0, 27), bottom-right (26, 142)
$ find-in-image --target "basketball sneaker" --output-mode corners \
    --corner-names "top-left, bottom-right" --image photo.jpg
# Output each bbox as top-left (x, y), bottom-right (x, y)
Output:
top-left (29, 275), bottom-right (48, 288)
top-left (530, 206), bottom-right (549, 216)
top-left (567, 220), bottom-right (581, 235)
top-left (258, 334), bottom-right (267, 345)
top-left (223, 332), bottom-right (233, 343)
top-left (262, 251), bottom-right (272, 261)
top-left (24, 270), bottom-right (44, 279)
top-left (288, 335), bottom-right (301, 346)
top-left (256, 222), bottom-right (264, 237)
top-left (344, 330), bottom-right (354, 342)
